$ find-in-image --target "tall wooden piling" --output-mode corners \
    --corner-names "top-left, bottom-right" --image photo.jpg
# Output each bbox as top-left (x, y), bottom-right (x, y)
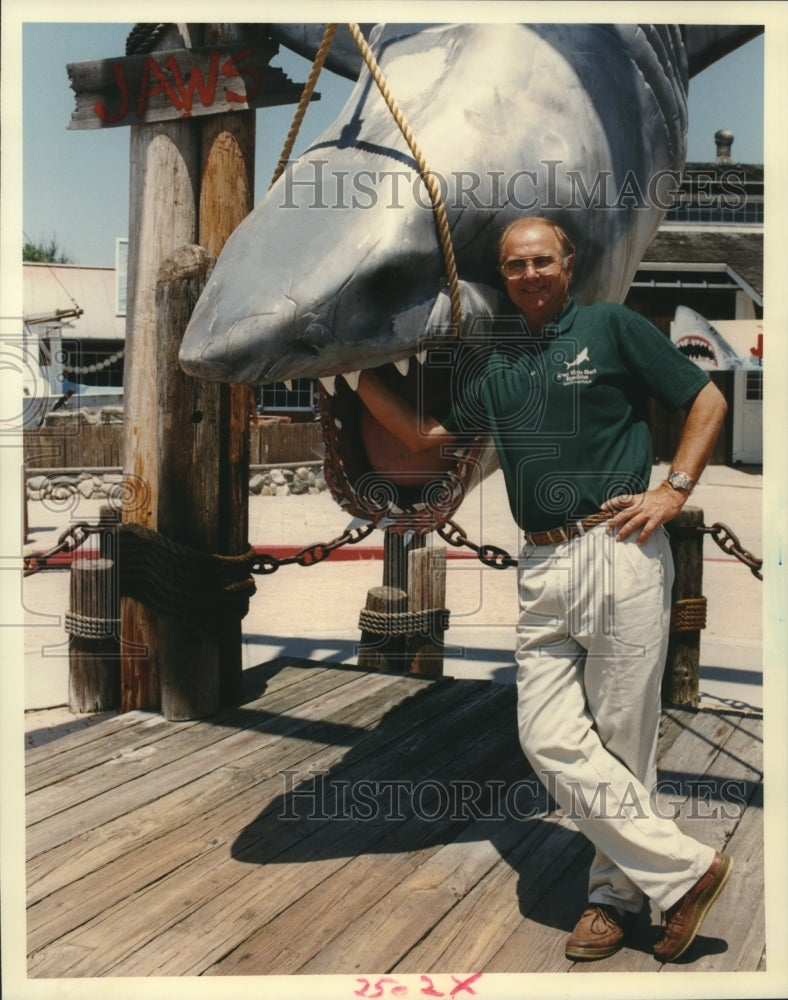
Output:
top-left (664, 506), bottom-right (705, 708)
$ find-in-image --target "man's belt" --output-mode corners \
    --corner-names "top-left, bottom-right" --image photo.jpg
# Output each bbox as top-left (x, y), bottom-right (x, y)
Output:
top-left (523, 511), bottom-right (614, 547)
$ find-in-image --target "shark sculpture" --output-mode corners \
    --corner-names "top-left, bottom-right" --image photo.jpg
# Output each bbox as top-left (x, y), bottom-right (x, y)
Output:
top-left (179, 22), bottom-right (761, 530)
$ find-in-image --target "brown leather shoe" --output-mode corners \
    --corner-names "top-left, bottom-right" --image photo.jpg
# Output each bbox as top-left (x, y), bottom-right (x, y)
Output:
top-left (654, 851), bottom-right (733, 962)
top-left (565, 904), bottom-right (635, 960)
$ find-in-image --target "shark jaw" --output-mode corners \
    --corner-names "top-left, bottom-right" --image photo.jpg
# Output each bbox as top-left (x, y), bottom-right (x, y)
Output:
top-left (313, 345), bottom-right (498, 536)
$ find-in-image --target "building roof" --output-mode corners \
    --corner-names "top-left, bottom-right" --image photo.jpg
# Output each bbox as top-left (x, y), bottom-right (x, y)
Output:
top-left (641, 228), bottom-right (763, 300)
top-left (23, 262), bottom-right (125, 340)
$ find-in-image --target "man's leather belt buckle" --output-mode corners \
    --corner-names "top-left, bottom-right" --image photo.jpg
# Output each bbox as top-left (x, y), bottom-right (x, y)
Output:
top-left (523, 511), bottom-right (613, 547)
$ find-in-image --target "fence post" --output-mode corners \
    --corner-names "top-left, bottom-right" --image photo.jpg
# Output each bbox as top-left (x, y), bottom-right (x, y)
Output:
top-left (68, 557), bottom-right (120, 713)
top-left (357, 586), bottom-right (408, 670)
top-left (664, 506), bottom-right (705, 708)
top-left (406, 546), bottom-right (446, 676)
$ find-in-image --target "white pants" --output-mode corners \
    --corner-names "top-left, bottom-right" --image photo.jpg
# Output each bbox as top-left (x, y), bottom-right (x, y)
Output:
top-left (515, 524), bottom-right (714, 912)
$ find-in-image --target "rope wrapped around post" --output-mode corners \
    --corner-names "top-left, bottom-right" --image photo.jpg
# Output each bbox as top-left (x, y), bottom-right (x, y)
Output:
top-left (358, 607), bottom-right (450, 636)
top-left (116, 522), bottom-right (258, 627)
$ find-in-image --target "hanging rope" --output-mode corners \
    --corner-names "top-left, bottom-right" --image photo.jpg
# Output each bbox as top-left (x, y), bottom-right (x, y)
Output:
top-left (270, 23), bottom-right (463, 336)
top-left (269, 24), bottom-right (339, 188)
top-left (346, 23), bottom-right (462, 335)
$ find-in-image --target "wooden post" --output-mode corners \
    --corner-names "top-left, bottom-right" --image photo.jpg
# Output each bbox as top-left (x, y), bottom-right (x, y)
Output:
top-left (357, 586), bottom-right (408, 671)
top-left (197, 22), bottom-right (255, 705)
top-left (406, 546), bottom-right (446, 676)
top-left (155, 244), bottom-right (237, 720)
top-left (68, 557), bottom-right (120, 713)
top-left (120, 27), bottom-right (201, 711)
top-left (664, 506), bottom-right (704, 708)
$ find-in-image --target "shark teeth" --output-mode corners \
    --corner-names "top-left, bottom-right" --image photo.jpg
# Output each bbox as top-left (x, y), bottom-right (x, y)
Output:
top-left (319, 351), bottom-right (430, 395)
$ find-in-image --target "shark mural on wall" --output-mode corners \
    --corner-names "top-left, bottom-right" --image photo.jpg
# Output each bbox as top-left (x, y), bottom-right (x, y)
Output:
top-left (179, 22), bottom-right (762, 530)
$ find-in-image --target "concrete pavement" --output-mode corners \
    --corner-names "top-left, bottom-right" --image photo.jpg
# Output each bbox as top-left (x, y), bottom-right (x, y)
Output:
top-left (18, 463), bottom-right (764, 730)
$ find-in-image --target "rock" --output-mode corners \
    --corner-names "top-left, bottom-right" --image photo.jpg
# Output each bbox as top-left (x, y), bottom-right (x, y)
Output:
top-left (295, 466), bottom-right (310, 481)
top-left (78, 479), bottom-right (94, 498)
top-left (249, 473), bottom-right (267, 494)
top-left (270, 469), bottom-right (287, 486)
top-left (275, 484), bottom-right (290, 497)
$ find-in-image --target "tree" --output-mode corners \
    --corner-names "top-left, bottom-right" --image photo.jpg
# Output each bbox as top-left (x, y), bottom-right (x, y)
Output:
top-left (23, 236), bottom-right (73, 263)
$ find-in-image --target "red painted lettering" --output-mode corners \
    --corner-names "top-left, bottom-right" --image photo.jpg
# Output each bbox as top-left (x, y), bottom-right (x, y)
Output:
top-left (94, 62), bottom-right (130, 123)
top-left (165, 51), bottom-right (220, 115)
top-left (222, 47), bottom-right (263, 104)
top-left (136, 57), bottom-right (183, 118)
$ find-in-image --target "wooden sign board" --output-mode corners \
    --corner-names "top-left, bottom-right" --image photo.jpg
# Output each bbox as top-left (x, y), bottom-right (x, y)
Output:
top-left (67, 42), bottom-right (313, 130)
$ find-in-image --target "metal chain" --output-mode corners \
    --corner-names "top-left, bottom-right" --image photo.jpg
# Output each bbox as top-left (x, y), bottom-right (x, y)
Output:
top-left (438, 520), bottom-right (518, 569)
top-left (250, 522), bottom-right (376, 574)
top-left (23, 521), bottom-right (103, 577)
top-left (24, 516), bottom-right (762, 583)
top-left (700, 522), bottom-right (763, 580)
top-left (440, 517), bottom-right (765, 581)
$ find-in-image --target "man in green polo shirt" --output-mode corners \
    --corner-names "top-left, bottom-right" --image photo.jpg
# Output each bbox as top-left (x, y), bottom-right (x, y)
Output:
top-left (357, 215), bottom-right (731, 963)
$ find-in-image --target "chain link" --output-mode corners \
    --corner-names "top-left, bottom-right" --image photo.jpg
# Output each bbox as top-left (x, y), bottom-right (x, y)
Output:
top-left (701, 522), bottom-right (763, 580)
top-left (437, 519), bottom-right (518, 569)
top-left (23, 521), bottom-right (103, 577)
top-left (250, 522), bottom-right (376, 575)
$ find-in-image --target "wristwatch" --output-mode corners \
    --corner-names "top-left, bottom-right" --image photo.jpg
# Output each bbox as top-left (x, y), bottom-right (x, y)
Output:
top-left (666, 471), bottom-right (694, 494)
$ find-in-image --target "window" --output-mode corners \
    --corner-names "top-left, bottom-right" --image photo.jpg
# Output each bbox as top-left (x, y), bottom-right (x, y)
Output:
top-left (745, 370), bottom-right (763, 401)
top-left (259, 378), bottom-right (315, 411)
top-left (59, 340), bottom-right (124, 388)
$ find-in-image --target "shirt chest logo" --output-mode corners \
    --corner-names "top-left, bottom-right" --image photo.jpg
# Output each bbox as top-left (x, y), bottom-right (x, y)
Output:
top-left (554, 346), bottom-right (597, 386)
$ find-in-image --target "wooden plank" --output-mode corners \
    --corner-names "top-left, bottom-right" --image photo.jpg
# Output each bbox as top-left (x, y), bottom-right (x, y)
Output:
top-left (395, 815), bottom-right (587, 973)
top-left (25, 660), bottom-right (321, 786)
top-left (100, 682), bottom-right (518, 976)
top-left (67, 42), bottom-right (306, 130)
top-left (663, 782), bottom-right (764, 973)
top-left (27, 681), bottom-right (512, 976)
top-left (27, 671), bottom-right (416, 956)
top-left (26, 674), bottom-right (468, 916)
top-left (478, 836), bottom-right (597, 973)
top-left (26, 680), bottom-right (761, 979)
top-left (26, 666), bottom-right (372, 848)
top-left (208, 712), bottom-right (535, 975)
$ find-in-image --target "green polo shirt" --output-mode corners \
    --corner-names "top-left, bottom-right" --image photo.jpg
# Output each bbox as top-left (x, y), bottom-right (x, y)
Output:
top-left (438, 298), bottom-right (709, 532)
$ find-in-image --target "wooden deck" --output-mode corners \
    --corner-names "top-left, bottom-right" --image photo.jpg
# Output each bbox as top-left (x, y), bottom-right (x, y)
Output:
top-left (26, 658), bottom-right (765, 979)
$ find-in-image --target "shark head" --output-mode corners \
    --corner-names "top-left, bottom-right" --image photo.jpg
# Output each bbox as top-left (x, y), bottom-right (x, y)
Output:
top-left (180, 23), bottom-right (694, 388)
top-left (177, 21), bottom-right (759, 529)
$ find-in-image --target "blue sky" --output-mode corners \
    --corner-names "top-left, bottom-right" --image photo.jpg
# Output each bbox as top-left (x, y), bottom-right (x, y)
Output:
top-left (18, 20), bottom-right (766, 268)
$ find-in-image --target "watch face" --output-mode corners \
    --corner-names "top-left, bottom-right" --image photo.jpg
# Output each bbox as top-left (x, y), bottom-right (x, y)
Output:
top-left (669, 472), bottom-right (693, 491)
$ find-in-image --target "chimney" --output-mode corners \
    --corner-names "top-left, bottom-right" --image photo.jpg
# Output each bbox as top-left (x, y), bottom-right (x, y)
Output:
top-left (714, 129), bottom-right (734, 165)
